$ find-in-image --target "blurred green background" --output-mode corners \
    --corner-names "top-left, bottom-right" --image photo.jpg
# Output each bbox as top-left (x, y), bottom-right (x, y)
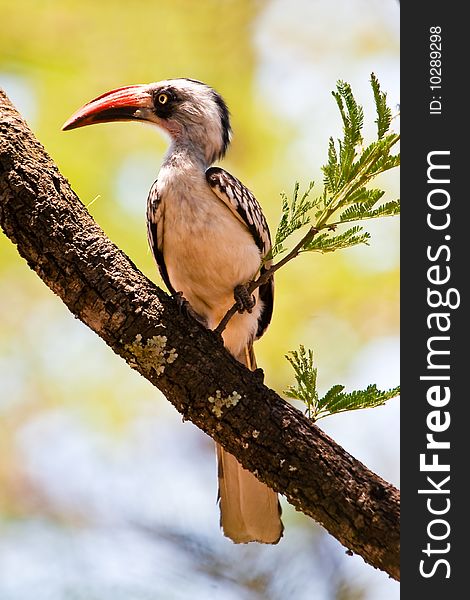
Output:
top-left (0, 1), bottom-right (399, 598)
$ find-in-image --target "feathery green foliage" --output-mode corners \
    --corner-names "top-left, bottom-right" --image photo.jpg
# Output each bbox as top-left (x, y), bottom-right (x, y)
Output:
top-left (269, 181), bottom-right (317, 260)
top-left (269, 75), bottom-right (400, 422)
top-left (371, 72), bottom-right (393, 139)
top-left (285, 346), bottom-right (318, 417)
top-left (270, 73), bottom-right (399, 259)
top-left (285, 346), bottom-right (400, 421)
top-left (303, 226), bottom-right (371, 253)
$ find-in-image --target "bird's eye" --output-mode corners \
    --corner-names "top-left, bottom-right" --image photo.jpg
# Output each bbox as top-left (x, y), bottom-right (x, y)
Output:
top-left (158, 93), bottom-right (169, 105)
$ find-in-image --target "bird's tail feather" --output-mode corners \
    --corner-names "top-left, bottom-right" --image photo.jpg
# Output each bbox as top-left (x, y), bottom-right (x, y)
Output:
top-left (216, 342), bottom-right (283, 544)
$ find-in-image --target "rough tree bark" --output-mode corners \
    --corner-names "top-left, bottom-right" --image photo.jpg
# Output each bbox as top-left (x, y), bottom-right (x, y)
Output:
top-left (0, 89), bottom-right (400, 581)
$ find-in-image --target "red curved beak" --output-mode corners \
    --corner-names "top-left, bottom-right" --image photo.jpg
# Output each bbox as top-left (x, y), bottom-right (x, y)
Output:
top-left (62, 84), bottom-right (154, 131)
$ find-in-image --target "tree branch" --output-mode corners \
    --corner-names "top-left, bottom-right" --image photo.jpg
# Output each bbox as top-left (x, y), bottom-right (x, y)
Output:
top-left (0, 89), bottom-right (400, 581)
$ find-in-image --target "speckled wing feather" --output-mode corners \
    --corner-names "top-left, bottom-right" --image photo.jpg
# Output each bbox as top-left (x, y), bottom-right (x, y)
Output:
top-left (146, 180), bottom-right (176, 295)
top-left (205, 167), bottom-right (274, 339)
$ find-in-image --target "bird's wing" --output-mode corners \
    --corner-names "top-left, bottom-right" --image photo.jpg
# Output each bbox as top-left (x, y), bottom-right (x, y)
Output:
top-left (146, 180), bottom-right (177, 295)
top-left (205, 166), bottom-right (274, 339)
top-left (206, 167), bottom-right (271, 257)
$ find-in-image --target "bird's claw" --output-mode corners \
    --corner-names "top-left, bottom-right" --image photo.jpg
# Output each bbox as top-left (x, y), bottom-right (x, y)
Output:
top-left (253, 367), bottom-right (265, 383)
top-left (173, 291), bottom-right (207, 327)
top-left (173, 291), bottom-right (188, 313)
top-left (234, 283), bottom-right (256, 314)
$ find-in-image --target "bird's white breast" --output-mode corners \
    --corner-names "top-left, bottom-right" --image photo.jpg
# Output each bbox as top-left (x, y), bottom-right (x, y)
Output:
top-left (156, 163), bottom-right (262, 354)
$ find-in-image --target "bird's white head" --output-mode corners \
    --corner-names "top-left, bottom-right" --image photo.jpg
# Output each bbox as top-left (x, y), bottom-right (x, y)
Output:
top-left (62, 78), bottom-right (232, 165)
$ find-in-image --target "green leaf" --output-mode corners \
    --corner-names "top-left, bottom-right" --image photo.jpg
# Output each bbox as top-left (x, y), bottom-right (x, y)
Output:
top-left (316, 384), bottom-right (400, 420)
top-left (330, 81), bottom-right (365, 186)
top-left (323, 137), bottom-right (340, 194)
top-left (371, 72), bottom-right (393, 139)
top-left (284, 346), bottom-right (318, 418)
top-left (366, 200), bottom-right (401, 219)
top-left (302, 226), bottom-right (370, 253)
top-left (284, 345), bottom-right (400, 421)
top-left (338, 190), bottom-right (385, 221)
top-left (270, 181), bottom-right (317, 259)
top-left (333, 80), bottom-right (364, 149)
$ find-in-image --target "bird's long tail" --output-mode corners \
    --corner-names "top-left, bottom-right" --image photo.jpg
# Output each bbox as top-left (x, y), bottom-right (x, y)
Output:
top-left (216, 343), bottom-right (284, 544)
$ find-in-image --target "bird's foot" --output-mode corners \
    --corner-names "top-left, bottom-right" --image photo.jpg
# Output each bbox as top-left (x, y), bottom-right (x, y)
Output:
top-left (173, 291), bottom-right (207, 327)
top-left (173, 290), bottom-right (187, 313)
top-left (253, 367), bottom-right (265, 383)
top-left (234, 283), bottom-right (256, 314)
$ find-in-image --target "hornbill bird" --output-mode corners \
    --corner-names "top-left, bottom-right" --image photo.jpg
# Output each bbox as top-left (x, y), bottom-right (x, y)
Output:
top-left (63, 78), bottom-right (283, 544)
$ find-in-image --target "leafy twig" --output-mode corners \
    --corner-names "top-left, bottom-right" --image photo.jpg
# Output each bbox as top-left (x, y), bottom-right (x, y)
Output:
top-left (269, 181), bottom-right (317, 260)
top-left (214, 226), bottom-right (318, 334)
top-left (216, 74), bottom-right (400, 333)
top-left (285, 346), bottom-right (400, 421)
